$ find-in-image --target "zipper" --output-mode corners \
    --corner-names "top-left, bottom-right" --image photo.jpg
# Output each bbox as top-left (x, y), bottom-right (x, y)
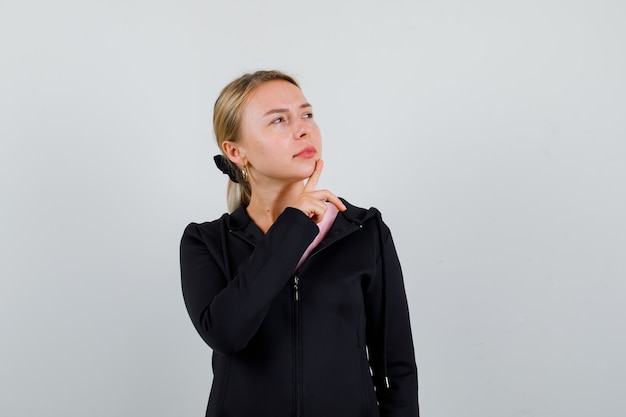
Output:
top-left (290, 223), bottom-right (363, 415)
top-left (293, 275), bottom-right (300, 301)
top-left (292, 274), bottom-right (302, 417)
top-left (232, 220), bottom-right (364, 416)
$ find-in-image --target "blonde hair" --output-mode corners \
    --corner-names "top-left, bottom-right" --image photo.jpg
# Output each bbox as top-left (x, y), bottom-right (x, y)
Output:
top-left (213, 70), bottom-right (300, 212)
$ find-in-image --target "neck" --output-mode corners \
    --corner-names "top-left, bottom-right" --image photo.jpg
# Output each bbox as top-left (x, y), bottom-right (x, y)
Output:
top-left (246, 180), bottom-right (306, 233)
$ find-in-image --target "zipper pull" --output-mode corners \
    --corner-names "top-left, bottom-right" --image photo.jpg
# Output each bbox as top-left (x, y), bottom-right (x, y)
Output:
top-left (293, 275), bottom-right (300, 301)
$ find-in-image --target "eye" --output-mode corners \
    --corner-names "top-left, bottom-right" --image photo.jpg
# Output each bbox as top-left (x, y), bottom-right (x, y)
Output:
top-left (271, 116), bottom-right (285, 124)
top-left (303, 112), bottom-right (314, 119)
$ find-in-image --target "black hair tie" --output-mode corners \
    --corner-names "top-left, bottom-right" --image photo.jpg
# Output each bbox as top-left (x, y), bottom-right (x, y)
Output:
top-left (213, 155), bottom-right (240, 183)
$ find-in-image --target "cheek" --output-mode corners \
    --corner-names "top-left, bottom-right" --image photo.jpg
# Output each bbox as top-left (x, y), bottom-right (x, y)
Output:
top-left (249, 137), bottom-right (287, 163)
top-left (253, 145), bottom-right (274, 163)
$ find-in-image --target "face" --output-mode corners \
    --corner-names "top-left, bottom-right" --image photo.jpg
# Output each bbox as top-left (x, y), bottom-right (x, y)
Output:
top-left (225, 80), bottom-right (322, 185)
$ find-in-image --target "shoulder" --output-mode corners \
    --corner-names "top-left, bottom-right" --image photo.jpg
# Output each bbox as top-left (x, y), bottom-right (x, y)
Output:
top-left (184, 214), bottom-right (226, 233)
top-left (182, 205), bottom-right (251, 239)
top-left (180, 211), bottom-right (233, 249)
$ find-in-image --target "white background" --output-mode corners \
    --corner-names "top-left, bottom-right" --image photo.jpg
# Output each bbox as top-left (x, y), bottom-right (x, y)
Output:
top-left (1, 1), bottom-right (625, 416)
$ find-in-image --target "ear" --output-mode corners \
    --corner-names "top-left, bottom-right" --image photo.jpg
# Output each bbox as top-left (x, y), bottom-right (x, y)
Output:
top-left (222, 141), bottom-right (246, 167)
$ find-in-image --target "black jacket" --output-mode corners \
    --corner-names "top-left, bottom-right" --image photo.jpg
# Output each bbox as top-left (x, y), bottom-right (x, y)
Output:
top-left (180, 199), bottom-right (418, 417)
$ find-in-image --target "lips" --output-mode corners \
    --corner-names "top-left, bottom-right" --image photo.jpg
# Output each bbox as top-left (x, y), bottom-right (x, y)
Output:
top-left (294, 146), bottom-right (317, 158)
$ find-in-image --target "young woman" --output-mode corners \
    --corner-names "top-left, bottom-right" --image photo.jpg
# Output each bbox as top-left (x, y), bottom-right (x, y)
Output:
top-left (180, 70), bottom-right (419, 417)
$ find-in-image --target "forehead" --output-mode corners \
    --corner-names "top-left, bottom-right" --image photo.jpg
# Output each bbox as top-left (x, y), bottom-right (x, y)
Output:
top-left (244, 80), bottom-right (308, 114)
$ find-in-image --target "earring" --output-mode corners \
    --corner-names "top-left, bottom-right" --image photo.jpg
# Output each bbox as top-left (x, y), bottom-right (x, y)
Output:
top-left (241, 166), bottom-right (248, 182)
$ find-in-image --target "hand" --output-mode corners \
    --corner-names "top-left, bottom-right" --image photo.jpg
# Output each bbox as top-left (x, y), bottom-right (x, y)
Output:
top-left (291, 160), bottom-right (347, 223)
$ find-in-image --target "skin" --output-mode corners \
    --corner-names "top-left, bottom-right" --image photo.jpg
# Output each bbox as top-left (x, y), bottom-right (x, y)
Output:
top-left (222, 80), bottom-right (346, 233)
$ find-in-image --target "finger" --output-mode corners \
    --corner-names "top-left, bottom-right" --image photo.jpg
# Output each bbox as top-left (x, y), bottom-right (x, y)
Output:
top-left (304, 159), bottom-right (323, 192)
top-left (299, 199), bottom-right (327, 221)
top-left (323, 193), bottom-right (347, 212)
top-left (308, 189), bottom-right (347, 212)
top-left (308, 200), bottom-right (329, 223)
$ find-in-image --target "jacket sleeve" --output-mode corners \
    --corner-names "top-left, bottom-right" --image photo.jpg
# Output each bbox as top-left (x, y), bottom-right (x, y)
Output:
top-left (364, 214), bottom-right (419, 417)
top-left (180, 208), bottom-right (319, 354)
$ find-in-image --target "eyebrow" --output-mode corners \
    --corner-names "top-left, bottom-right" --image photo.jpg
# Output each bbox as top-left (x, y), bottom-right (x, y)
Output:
top-left (263, 103), bottom-right (313, 117)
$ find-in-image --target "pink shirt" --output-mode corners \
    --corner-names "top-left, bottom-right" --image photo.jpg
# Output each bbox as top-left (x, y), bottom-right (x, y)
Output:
top-left (295, 202), bottom-right (339, 271)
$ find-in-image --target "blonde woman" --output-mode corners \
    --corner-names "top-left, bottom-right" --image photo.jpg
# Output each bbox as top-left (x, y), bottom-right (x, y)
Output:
top-left (180, 70), bottom-right (419, 417)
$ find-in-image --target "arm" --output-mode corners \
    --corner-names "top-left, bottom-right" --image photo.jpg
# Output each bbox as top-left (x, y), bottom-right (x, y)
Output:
top-left (365, 216), bottom-right (419, 417)
top-left (180, 208), bottom-right (319, 354)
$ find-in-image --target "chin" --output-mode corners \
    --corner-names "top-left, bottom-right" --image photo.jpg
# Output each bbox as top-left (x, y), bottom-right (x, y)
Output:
top-left (305, 163), bottom-right (317, 177)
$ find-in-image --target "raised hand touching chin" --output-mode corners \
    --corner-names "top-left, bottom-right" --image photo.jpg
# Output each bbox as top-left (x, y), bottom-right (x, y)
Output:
top-left (290, 160), bottom-right (347, 223)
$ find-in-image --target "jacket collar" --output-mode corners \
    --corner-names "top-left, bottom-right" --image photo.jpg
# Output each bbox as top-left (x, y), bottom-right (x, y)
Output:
top-left (337, 197), bottom-right (378, 226)
top-left (226, 197), bottom-right (378, 246)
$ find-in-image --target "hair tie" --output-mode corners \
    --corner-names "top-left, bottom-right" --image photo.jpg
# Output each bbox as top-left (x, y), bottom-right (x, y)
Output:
top-left (213, 155), bottom-right (240, 183)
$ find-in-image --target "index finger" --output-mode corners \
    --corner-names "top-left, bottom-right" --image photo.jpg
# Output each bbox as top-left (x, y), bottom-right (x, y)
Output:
top-left (304, 159), bottom-right (323, 191)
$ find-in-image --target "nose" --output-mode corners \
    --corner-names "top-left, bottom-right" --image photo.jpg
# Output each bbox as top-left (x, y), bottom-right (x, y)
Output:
top-left (294, 119), bottom-right (310, 139)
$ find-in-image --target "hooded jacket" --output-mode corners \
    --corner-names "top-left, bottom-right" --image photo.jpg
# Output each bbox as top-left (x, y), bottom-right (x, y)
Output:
top-left (180, 199), bottom-right (419, 417)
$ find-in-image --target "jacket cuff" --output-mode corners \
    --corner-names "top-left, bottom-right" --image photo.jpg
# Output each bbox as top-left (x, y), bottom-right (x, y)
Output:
top-left (273, 207), bottom-right (320, 240)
